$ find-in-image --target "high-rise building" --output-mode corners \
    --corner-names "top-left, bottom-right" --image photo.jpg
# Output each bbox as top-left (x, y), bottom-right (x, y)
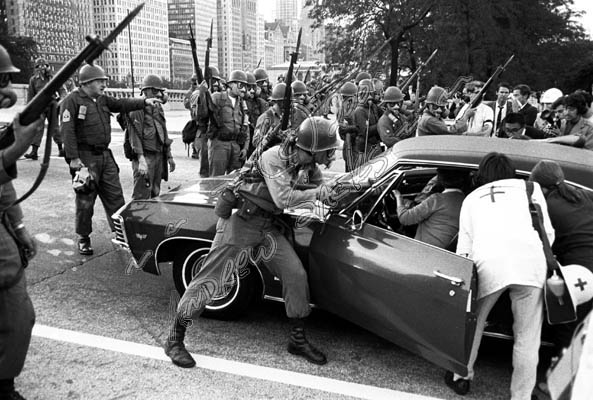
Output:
top-left (168, 0), bottom-right (218, 75)
top-left (94, 0), bottom-right (170, 85)
top-left (217, 0), bottom-right (260, 78)
top-left (4, 0), bottom-right (94, 70)
top-left (169, 37), bottom-right (193, 84)
top-left (275, 0), bottom-right (301, 30)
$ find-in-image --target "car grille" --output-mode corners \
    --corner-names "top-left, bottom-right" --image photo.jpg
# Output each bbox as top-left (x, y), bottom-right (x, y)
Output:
top-left (111, 213), bottom-right (129, 249)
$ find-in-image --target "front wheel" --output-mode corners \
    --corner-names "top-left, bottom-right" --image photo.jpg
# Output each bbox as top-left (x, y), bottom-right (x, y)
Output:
top-left (172, 245), bottom-right (259, 320)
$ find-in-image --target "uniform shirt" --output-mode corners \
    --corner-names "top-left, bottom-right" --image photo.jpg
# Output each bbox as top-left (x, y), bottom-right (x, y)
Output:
top-left (128, 103), bottom-right (171, 157)
top-left (0, 127), bottom-right (17, 185)
top-left (27, 74), bottom-right (65, 103)
top-left (60, 88), bottom-right (145, 159)
top-left (253, 107), bottom-right (282, 149)
top-left (352, 103), bottom-right (381, 151)
top-left (417, 109), bottom-right (467, 136)
top-left (457, 179), bottom-right (554, 298)
top-left (377, 111), bottom-right (410, 148)
top-left (397, 189), bottom-right (465, 249)
top-left (291, 103), bottom-right (310, 129)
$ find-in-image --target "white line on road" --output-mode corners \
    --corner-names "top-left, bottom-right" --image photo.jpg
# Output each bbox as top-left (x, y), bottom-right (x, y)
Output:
top-left (33, 324), bottom-right (444, 400)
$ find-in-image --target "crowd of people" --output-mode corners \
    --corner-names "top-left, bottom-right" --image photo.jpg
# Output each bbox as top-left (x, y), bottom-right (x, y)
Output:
top-left (2, 42), bottom-right (593, 400)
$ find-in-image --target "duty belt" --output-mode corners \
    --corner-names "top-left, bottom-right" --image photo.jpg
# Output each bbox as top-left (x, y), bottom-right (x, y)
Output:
top-left (77, 143), bottom-right (108, 154)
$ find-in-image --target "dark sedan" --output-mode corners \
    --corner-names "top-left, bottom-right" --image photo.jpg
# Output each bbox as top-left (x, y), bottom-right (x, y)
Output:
top-left (112, 136), bottom-right (593, 377)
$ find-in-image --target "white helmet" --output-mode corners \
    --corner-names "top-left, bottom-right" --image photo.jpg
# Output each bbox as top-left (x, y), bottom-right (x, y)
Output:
top-left (559, 264), bottom-right (593, 307)
top-left (540, 88), bottom-right (563, 104)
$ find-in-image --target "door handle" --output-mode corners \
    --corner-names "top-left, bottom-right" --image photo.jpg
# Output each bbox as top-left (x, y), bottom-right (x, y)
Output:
top-left (433, 270), bottom-right (464, 287)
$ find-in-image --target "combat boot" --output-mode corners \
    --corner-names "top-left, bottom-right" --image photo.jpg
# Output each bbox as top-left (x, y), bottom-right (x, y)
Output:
top-left (164, 318), bottom-right (196, 368)
top-left (58, 143), bottom-right (65, 157)
top-left (287, 318), bottom-right (327, 365)
top-left (23, 145), bottom-right (38, 160)
top-left (78, 236), bottom-right (93, 256)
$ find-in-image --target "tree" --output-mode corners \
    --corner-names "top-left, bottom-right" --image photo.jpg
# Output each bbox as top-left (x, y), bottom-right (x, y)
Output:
top-left (305, 0), bottom-right (435, 86)
top-left (0, 16), bottom-right (39, 84)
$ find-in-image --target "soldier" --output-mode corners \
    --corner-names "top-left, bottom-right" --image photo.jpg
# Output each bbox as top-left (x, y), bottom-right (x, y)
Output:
top-left (291, 80), bottom-right (311, 129)
top-left (254, 67), bottom-right (270, 100)
top-left (125, 75), bottom-right (176, 200)
top-left (377, 86), bottom-right (413, 148)
top-left (351, 78), bottom-right (382, 168)
top-left (354, 71), bottom-right (372, 85)
top-left (252, 83), bottom-right (285, 151)
top-left (417, 86), bottom-right (469, 136)
top-left (205, 70), bottom-right (250, 176)
top-left (245, 72), bottom-right (269, 157)
top-left (61, 63), bottom-right (161, 255)
top-left (336, 82), bottom-right (358, 172)
top-left (0, 44), bottom-right (44, 400)
top-left (23, 57), bottom-right (66, 159)
top-left (164, 116), bottom-right (339, 369)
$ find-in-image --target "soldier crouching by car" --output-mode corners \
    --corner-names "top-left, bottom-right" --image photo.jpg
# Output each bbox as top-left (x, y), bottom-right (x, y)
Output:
top-left (61, 63), bottom-right (162, 256)
top-left (164, 116), bottom-right (339, 368)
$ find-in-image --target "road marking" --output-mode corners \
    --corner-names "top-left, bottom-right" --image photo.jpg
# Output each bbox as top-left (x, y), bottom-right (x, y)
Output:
top-left (33, 324), bottom-right (443, 400)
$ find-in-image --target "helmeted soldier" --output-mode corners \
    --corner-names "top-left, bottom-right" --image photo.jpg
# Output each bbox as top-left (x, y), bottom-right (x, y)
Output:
top-left (291, 80), bottom-right (311, 129)
top-left (0, 44), bottom-right (44, 400)
top-left (351, 78), bottom-right (383, 168)
top-left (125, 74), bottom-right (176, 200)
top-left (245, 71), bottom-right (269, 157)
top-left (61, 63), bottom-right (161, 255)
top-left (417, 86), bottom-right (469, 136)
top-left (164, 116), bottom-right (340, 369)
top-left (377, 86), bottom-right (414, 148)
top-left (206, 69), bottom-right (250, 176)
top-left (23, 57), bottom-right (66, 159)
top-left (337, 81), bottom-right (358, 171)
top-left (354, 71), bottom-right (372, 85)
top-left (251, 83), bottom-right (285, 153)
top-left (254, 67), bottom-right (270, 99)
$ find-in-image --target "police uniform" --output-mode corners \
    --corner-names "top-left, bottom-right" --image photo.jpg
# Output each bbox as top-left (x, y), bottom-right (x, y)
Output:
top-left (127, 102), bottom-right (173, 199)
top-left (207, 91), bottom-right (247, 176)
top-left (61, 88), bottom-right (145, 237)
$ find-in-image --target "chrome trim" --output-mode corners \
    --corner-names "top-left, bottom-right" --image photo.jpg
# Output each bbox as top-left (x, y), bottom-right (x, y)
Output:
top-left (111, 213), bottom-right (129, 250)
top-left (433, 270), bottom-right (464, 286)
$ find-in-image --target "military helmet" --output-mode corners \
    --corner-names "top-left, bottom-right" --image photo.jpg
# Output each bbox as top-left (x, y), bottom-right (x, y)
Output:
top-left (0, 45), bottom-right (20, 74)
top-left (425, 86), bottom-right (449, 107)
top-left (296, 117), bottom-right (339, 153)
top-left (291, 80), bottom-right (308, 96)
top-left (245, 71), bottom-right (257, 86)
top-left (207, 66), bottom-right (221, 80)
top-left (79, 64), bottom-right (108, 84)
top-left (382, 86), bottom-right (404, 103)
top-left (358, 78), bottom-right (374, 93)
top-left (541, 88), bottom-right (563, 104)
top-left (355, 71), bottom-right (372, 85)
top-left (339, 82), bottom-right (357, 97)
top-left (270, 83), bottom-right (286, 101)
top-left (228, 70), bottom-right (248, 84)
top-left (253, 68), bottom-right (268, 82)
top-left (141, 74), bottom-right (164, 91)
top-left (35, 57), bottom-right (48, 67)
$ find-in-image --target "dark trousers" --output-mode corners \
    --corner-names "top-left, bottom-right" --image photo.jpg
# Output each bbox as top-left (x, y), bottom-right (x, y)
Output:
top-left (131, 151), bottom-right (163, 200)
top-left (75, 150), bottom-right (125, 236)
top-left (193, 128), bottom-right (209, 177)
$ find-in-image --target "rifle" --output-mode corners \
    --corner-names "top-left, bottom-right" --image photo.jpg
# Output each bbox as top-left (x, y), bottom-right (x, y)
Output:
top-left (303, 67), bottom-right (311, 84)
top-left (0, 2), bottom-right (145, 207)
top-left (189, 24), bottom-right (204, 83)
top-left (280, 27), bottom-right (302, 130)
top-left (256, 58), bottom-right (262, 69)
top-left (204, 19), bottom-right (213, 87)
top-left (399, 48), bottom-right (438, 93)
top-left (468, 54), bottom-right (514, 109)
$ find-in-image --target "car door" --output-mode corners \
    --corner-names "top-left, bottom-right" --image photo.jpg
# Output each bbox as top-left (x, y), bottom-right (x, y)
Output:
top-left (307, 168), bottom-right (477, 376)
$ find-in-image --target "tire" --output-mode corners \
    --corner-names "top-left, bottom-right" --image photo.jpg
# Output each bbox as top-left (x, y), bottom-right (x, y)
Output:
top-left (171, 244), bottom-right (258, 320)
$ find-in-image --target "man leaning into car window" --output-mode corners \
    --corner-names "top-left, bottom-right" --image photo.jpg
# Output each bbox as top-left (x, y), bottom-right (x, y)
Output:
top-left (163, 116), bottom-right (340, 368)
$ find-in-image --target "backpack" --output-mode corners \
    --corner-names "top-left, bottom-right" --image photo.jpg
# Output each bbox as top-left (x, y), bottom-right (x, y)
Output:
top-left (117, 113), bottom-right (137, 161)
top-left (182, 119), bottom-right (198, 144)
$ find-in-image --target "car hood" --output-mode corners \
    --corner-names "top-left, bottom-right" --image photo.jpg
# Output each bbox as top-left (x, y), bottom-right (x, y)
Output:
top-left (155, 176), bottom-right (232, 206)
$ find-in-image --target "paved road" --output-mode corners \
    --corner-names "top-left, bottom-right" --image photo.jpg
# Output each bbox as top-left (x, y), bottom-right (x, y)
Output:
top-left (2, 106), bottom-right (520, 400)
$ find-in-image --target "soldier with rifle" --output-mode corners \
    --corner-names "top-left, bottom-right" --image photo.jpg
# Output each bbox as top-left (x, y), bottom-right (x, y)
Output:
top-left (244, 71), bottom-right (269, 158)
top-left (0, 6), bottom-right (145, 397)
top-left (351, 78), bottom-right (383, 168)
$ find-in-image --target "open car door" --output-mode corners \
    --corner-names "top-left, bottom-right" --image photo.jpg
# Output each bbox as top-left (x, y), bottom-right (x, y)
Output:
top-left (308, 209), bottom-right (477, 376)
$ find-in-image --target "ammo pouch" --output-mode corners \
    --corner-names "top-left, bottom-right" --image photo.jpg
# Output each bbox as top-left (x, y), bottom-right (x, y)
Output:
top-left (214, 186), bottom-right (239, 219)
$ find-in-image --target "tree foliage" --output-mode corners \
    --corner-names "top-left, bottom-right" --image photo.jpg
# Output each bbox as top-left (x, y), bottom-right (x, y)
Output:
top-left (306, 0), bottom-right (593, 94)
top-left (0, 17), bottom-right (39, 84)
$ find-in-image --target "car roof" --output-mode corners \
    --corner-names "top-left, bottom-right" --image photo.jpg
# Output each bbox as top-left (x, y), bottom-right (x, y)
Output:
top-left (384, 136), bottom-right (593, 189)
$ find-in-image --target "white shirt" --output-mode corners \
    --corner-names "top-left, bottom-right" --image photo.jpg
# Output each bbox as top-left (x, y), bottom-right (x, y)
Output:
top-left (456, 103), bottom-right (494, 136)
top-left (457, 179), bottom-right (554, 298)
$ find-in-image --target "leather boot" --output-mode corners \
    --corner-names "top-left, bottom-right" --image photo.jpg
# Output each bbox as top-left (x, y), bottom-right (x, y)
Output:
top-left (24, 145), bottom-right (39, 160)
top-left (287, 318), bottom-right (327, 365)
top-left (78, 236), bottom-right (93, 256)
top-left (164, 318), bottom-right (196, 368)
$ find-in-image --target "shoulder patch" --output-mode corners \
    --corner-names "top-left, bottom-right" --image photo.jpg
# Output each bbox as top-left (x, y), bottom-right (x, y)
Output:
top-left (62, 109), bottom-right (71, 122)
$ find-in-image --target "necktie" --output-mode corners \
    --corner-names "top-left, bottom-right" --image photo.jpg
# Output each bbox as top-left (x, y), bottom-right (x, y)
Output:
top-left (495, 105), bottom-right (504, 137)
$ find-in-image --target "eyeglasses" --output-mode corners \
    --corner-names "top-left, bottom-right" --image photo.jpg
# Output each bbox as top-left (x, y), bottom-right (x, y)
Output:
top-left (0, 74), bottom-right (11, 88)
top-left (505, 126), bottom-right (523, 133)
top-left (232, 82), bottom-right (246, 89)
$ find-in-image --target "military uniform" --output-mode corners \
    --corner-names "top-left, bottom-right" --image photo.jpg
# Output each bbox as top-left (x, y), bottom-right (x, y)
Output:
top-left (61, 88), bottom-right (145, 237)
top-left (352, 102), bottom-right (382, 168)
top-left (127, 102), bottom-right (173, 199)
top-left (189, 88), bottom-right (212, 177)
top-left (26, 73), bottom-right (66, 154)
top-left (291, 102), bottom-right (310, 129)
top-left (245, 96), bottom-right (268, 157)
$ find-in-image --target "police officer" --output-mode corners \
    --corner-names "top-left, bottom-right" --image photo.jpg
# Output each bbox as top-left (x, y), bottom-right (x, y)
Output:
top-left (0, 44), bottom-right (44, 400)
top-left (61, 63), bottom-right (161, 255)
top-left (23, 57), bottom-right (66, 160)
top-left (164, 116), bottom-right (339, 368)
top-left (417, 86), bottom-right (469, 136)
top-left (206, 69), bottom-right (250, 176)
top-left (126, 75), bottom-right (175, 200)
top-left (245, 71), bottom-right (269, 157)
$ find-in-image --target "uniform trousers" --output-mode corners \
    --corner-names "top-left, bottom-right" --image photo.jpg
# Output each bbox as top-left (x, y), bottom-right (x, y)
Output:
top-left (75, 149), bottom-right (124, 236)
top-left (131, 151), bottom-right (163, 200)
top-left (459, 285), bottom-right (543, 400)
top-left (176, 212), bottom-right (311, 323)
top-left (208, 138), bottom-right (242, 177)
top-left (193, 128), bottom-right (209, 177)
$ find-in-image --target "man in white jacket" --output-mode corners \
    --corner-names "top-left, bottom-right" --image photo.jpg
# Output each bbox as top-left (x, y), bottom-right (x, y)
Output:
top-left (445, 152), bottom-right (554, 400)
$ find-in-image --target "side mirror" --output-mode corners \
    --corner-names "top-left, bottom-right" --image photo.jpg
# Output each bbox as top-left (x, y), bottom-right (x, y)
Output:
top-left (350, 209), bottom-right (364, 231)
